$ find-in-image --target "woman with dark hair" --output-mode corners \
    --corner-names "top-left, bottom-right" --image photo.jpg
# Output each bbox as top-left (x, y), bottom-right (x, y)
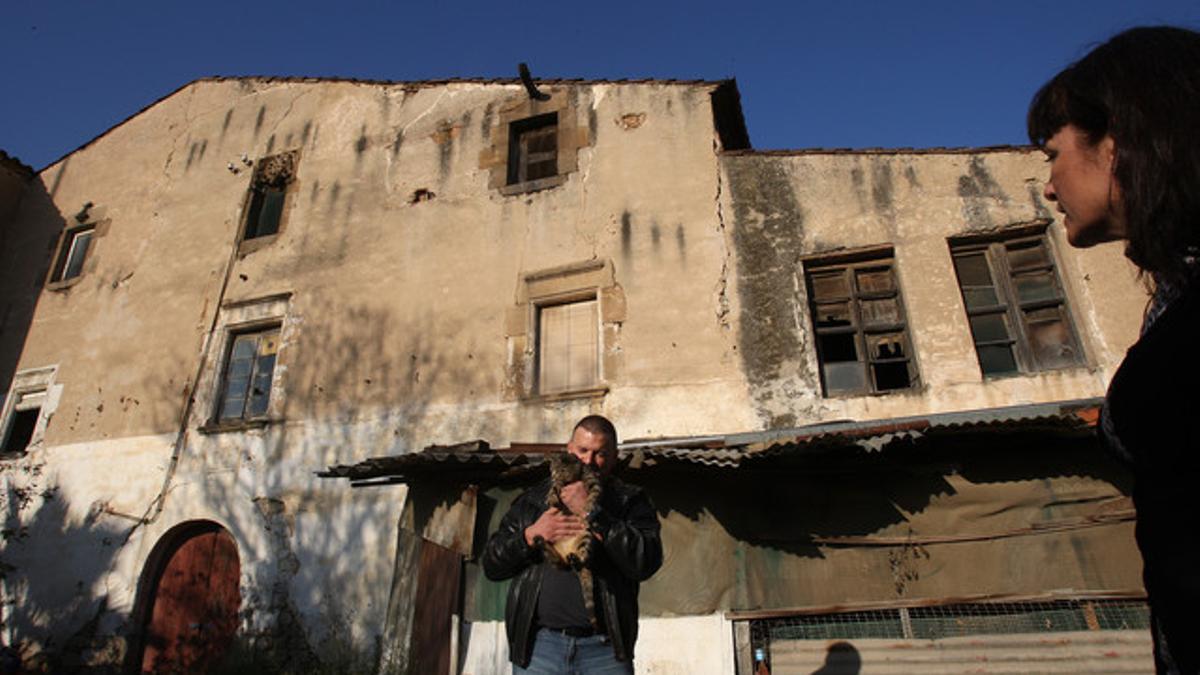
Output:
top-left (1028, 26), bottom-right (1200, 674)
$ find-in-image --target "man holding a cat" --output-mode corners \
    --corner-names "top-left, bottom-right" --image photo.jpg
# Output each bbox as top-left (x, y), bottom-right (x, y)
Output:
top-left (483, 415), bottom-right (663, 674)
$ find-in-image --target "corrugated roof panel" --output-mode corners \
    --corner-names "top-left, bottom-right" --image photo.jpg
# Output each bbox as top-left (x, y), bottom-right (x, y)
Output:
top-left (319, 399), bottom-right (1104, 482)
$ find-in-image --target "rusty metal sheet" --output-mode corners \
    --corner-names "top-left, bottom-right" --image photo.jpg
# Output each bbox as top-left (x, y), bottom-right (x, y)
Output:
top-left (410, 539), bottom-right (462, 675)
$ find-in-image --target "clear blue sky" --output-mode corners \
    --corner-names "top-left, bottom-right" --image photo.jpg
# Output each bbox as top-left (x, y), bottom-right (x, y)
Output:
top-left (3, 1), bottom-right (1198, 171)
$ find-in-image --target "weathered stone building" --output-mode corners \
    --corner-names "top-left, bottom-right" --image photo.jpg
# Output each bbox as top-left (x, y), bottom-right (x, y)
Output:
top-left (0, 74), bottom-right (1148, 673)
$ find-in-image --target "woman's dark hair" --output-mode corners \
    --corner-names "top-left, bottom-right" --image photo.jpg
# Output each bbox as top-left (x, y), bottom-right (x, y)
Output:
top-left (1028, 26), bottom-right (1200, 287)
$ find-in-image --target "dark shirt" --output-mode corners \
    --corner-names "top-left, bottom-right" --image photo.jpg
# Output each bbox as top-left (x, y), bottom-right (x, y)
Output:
top-left (536, 563), bottom-right (591, 629)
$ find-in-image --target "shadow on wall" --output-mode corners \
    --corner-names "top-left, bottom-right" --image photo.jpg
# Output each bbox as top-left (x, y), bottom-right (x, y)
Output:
top-left (128, 297), bottom-right (498, 671)
top-left (0, 172), bottom-right (68, 394)
top-left (1, 461), bottom-right (124, 673)
top-left (811, 641), bottom-right (861, 675)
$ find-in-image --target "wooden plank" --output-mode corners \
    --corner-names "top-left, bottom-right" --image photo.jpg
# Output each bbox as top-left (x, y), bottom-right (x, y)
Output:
top-left (380, 517), bottom-right (422, 675)
top-left (410, 539), bottom-right (463, 675)
top-left (732, 620), bottom-right (753, 675)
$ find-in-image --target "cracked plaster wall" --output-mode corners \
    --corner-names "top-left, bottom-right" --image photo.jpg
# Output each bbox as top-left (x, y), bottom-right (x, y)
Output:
top-left (719, 150), bottom-right (1147, 426)
top-left (2, 77), bottom-right (757, 666)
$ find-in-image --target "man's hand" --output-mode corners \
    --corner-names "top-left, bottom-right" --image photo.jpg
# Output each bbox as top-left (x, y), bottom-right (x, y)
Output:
top-left (524, 507), bottom-right (586, 547)
top-left (559, 481), bottom-right (590, 516)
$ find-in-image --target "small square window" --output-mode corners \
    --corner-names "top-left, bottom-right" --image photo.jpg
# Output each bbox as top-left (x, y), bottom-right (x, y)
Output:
top-left (805, 256), bottom-right (918, 397)
top-left (215, 326), bottom-right (280, 422)
top-left (51, 226), bottom-right (95, 282)
top-left (950, 232), bottom-right (1083, 377)
top-left (242, 152), bottom-right (296, 242)
top-left (508, 113), bottom-right (558, 186)
top-left (1, 389), bottom-right (45, 457)
top-left (537, 298), bottom-right (598, 395)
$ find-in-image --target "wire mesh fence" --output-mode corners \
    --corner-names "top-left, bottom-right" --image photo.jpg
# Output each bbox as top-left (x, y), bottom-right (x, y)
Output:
top-left (749, 597), bottom-right (1149, 658)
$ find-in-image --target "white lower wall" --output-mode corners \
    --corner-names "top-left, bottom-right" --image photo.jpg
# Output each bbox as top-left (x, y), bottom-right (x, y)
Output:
top-left (459, 614), bottom-right (735, 675)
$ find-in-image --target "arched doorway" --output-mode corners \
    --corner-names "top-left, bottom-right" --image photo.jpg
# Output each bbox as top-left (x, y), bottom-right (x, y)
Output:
top-left (133, 521), bottom-right (240, 674)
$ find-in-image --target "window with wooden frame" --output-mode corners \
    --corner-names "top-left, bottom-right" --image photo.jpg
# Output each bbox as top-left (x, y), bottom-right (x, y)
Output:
top-left (50, 225), bottom-right (95, 283)
top-left (536, 297), bottom-right (599, 395)
top-left (214, 326), bottom-right (280, 422)
top-left (242, 152), bottom-right (296, 241)
top-left (507, 113), bottom-right (558, 186)
top-left (950, 231), bottom-right (1083, 377)
top-left (805, 255), bottom-right (917, 396)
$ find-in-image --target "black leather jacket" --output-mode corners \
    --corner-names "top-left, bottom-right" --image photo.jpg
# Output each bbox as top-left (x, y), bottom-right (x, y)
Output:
top-left (482, 475), bottom-right (663, 667)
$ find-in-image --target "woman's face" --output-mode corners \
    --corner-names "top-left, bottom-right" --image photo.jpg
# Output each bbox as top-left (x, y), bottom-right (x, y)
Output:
top-left (1042, 124), bottom-right (1127, 247)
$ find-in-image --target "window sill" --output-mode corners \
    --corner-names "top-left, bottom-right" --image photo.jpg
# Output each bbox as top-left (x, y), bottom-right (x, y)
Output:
top-left (525, 385), bottom-right (609, 404)
top-left (237, 233), bottom-right (280, 256)
top-left (500, 175), bottom-right (566, 196)
top-left (197, 417), bottom-right (281, 435)
top-left (46, 276), bottom-right (84, 292)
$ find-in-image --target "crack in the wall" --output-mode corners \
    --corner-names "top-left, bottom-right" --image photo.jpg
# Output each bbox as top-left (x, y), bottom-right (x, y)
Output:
top-left (264, 90), bottom-right (309, 148)
top-left (245, 497), bottom-right (317, 669)
top-left (713, 139), bottom-right (732, 334)
top-left (400, 89), bottom-right (451, 139)
top-left (161, 85), bottom-right (200, 182)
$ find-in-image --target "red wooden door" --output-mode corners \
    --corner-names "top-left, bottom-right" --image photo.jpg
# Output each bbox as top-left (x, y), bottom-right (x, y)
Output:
top-left (141, 528), bottom-right (240, 673)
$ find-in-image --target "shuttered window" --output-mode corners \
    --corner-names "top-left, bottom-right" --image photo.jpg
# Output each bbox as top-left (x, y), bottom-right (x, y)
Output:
top-left (950, 233), bottom-right (1083, 377)
top-left (805, 256), bottom-right (917, 396)
top-left (537, 298), bottom-right (598, 395)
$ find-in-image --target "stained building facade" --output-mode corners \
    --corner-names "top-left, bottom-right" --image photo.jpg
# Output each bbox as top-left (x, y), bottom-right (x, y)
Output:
top-left (0, 75), bottom-right (1148, 673)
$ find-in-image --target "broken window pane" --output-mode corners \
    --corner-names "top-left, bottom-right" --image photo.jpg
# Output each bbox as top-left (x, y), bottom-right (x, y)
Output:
top-left (867, 333), bottom-right (906, 361)
top-left (806, 256), bottom-right (915, 396)
top-left (818, 332), bottom-right (858, 363)
top-left (872, 361), bottom-right (911, 390)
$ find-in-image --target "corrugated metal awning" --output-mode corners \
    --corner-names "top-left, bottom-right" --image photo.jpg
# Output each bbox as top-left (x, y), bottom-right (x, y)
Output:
top-left (320, 398), bottom-right (1103, 485)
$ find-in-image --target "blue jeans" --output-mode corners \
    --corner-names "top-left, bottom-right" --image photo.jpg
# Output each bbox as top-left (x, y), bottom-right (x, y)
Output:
top-left (513, 628), bottom-right (634, 675)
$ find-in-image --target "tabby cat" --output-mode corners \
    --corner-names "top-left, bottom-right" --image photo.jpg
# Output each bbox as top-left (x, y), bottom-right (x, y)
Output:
top-left (538, 452), bottom-right (602, 628)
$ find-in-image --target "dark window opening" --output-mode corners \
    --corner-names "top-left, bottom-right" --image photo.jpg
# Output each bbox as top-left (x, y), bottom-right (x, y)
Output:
top-left (950, 233), bottom-right (1082, 376)
top-left (51, 226), bottom-right (95, 282)
top-left (507, 113), bottom-right (558, 185)
top-left (806, 257), bottom-right (917, 396)
top-left (1, 407), bottom-right (39, 456)
top-left (244, 185), bottom-right (286, 239)
top-left (241, 152), bottom-right (296, 242)
top-left (216, 327), bottom-right (280, 422)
